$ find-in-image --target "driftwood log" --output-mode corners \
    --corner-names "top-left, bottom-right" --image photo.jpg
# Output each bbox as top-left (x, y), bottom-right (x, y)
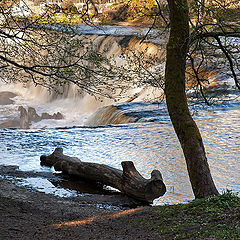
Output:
top-left (40, 148), bottom-right (166, 203)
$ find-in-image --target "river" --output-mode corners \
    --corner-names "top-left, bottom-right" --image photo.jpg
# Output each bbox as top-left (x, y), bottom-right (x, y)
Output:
top-left (0, 26), bottom-right (239, 207)
top-left (0, 93), bottom-right (239, 205)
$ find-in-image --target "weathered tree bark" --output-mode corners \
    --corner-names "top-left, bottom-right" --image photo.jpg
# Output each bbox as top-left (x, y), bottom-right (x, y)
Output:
top-left (165, 0), bottom-right (219, 198)
top-left (40, 148), bottom-right (166, 203)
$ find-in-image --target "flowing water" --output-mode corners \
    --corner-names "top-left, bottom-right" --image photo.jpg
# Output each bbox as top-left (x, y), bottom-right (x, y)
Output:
top-left (0, 29), bottom-right (239, 206)
top-left (0, 82), bottom-right (239, 205)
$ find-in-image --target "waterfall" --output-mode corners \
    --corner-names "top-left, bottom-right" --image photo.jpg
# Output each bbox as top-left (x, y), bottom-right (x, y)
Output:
top-left (86, 105), bottom-right (137, 126)
top-left (0, 32), bottom-right (166, 129)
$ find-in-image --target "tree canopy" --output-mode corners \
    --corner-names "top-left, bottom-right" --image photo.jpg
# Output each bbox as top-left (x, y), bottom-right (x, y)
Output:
top-left (0, 0), bottom-right (239, 198)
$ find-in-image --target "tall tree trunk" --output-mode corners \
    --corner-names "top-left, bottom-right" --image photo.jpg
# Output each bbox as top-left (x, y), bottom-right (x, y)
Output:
top-left (165, 0), bottom-right (218, 198)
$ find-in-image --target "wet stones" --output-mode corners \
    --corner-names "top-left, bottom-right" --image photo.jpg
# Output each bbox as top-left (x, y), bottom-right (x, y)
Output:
top-left (20, 106), bottom-right (64, 129)
top-left (28, 107), bottom-right (64, 123)
top-left (0, 120), bottom-right (20, 129)
top-left (0, 90), bottom-right (64, 129)
top-left (28, 107), bottom-right (41, 122)
top-left (18, 106), bottom-right (30, 129)
top-left (41, 111), bottom-right (64, 120)
top-left (0, 105), bottom-right (64, 129)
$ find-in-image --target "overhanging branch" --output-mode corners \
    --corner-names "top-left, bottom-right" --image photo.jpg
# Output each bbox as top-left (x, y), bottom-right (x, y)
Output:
top-left (214, 36), bottom-right (240, 90)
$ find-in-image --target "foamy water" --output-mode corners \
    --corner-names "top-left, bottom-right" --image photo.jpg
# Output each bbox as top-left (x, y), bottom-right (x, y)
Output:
top-left (0, 28), bottom-right (239, 205)
top-left (0, 80), bottom-right (239, 205)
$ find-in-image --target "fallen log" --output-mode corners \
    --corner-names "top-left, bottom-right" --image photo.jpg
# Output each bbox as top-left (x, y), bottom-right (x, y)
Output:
top-left (40, 148), bottom-right (166, 203)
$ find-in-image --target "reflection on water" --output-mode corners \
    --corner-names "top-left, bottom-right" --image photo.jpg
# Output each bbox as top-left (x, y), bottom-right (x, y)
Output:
top-left (20, 177), bottom-right (79, 198)
top-left (0, 102), bottom-right (239, 205)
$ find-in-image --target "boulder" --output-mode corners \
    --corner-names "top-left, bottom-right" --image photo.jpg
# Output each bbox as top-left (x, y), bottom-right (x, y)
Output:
top-left (28, 107), bottom-right (41, 122)
top-left (0, 120), bottom-right (20, 129)
top-left (41, 112), bottom-right (52, 120)
top-left (41, 111), bottom-right (64, 120)
top-left (0, 91), bottom-right (17, 105)
top-left (0, 106), bottom-right (64, 129)
top-left (52, 112), bottom-right (64, 120)
top-left (18, 106), bottom-right (29, 129)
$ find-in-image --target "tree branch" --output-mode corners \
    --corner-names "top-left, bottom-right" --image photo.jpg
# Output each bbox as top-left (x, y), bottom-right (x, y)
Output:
top-left (214, 36), bottom-right (240, 90)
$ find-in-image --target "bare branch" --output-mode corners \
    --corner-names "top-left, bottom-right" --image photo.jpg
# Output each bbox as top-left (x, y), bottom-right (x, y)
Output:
top-left (214, 36), bottom-right (240, 90)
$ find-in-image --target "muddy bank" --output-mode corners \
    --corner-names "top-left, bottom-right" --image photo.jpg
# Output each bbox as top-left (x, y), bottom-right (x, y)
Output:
top-left (0, 165), bottom-right (142, 208)
top-left (0, 179), bottom-right (157, 240)
top-left (1, 177), bottom-right (239, 240)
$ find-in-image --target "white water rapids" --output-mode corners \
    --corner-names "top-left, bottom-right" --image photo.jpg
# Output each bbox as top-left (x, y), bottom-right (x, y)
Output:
top-left (0, 27), bottom-right (239, 207)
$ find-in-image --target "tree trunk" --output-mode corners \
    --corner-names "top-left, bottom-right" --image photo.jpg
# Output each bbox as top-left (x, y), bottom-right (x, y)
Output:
top-left (40, 148), bottom-right (166, 203)
top-left (165, 0), bottom-right (218, 198)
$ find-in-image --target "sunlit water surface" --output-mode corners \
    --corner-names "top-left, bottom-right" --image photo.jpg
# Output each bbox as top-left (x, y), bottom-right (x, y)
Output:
top-left (0, 26), bottom-right (239, 206)
top-left (0, 101), bottom-right (239, 205)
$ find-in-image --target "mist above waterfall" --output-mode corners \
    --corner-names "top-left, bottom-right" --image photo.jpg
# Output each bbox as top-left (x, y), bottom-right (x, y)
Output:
top-left (0, 31), bottom-right (166, 129)
top-left (1, 26), bottom-right (235, 129)
top-left (0, 26), bottom-right (239, 204)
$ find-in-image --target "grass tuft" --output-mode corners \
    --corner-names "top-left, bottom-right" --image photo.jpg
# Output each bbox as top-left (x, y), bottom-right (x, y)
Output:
top-left (136, 191), bottom-right (240, 239)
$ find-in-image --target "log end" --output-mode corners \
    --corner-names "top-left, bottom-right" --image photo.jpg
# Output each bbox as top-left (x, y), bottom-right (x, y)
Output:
top-left (40, 148), bottom-right (64, 167)
top-left (121, 162), bottom-right (166, 203)
top-left (40, 155), bottom-right (52, 167)
top-left (40, 147), bottom-right (79, 167)
top-left (144, 170), bottom-right (166, 203)
top-left (53, 160), bottom-right (64, 171)
top-left (145, 179), bottom-right (166, 203)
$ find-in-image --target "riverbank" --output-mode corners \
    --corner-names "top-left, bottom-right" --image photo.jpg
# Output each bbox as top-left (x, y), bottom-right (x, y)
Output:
top-left (1, 179), bottom-right (239, 240)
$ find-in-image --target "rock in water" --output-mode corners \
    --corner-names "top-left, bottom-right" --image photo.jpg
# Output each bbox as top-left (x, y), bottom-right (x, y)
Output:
top-left (0, 91), bottom-right (17, 105)
top-left (0, 120), bottom-right (20, 128)
top-left (28, 107), bottom-right (41, 122)
top-left (41, 112), bottom-right (64, 120)
top-left (18, 106), bottom-right (29, 129)
top-left (52, 112), bottom-right (64, 120)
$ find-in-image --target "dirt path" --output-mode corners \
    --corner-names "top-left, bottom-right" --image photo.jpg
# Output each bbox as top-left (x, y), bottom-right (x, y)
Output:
top-left (0, 179), bottom-right (158, 240)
